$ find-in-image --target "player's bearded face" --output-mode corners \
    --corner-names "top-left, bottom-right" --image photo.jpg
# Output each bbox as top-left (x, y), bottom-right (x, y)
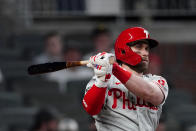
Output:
top-left (130, 43), bottom-right (150, 73)
top-left (134, 57), bottom-right (149, 73)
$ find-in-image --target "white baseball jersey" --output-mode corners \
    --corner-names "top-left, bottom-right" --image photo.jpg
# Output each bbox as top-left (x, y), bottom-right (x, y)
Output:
top-left (85, 74), bottom-right (169, 131)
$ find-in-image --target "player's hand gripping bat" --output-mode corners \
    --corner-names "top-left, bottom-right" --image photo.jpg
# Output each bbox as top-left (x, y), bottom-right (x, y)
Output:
top-left (27, 57), bottom-right (115, 75)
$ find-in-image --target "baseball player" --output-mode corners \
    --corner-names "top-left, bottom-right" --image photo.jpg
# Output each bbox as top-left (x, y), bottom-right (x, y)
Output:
top-left (82, 27), bottom-right (169, 131)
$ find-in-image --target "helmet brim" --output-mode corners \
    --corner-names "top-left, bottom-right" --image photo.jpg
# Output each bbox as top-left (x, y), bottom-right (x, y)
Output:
top-left (145, 39), bottom-right (159, 48)
top-left (127, 39), bottom-right (159, 48)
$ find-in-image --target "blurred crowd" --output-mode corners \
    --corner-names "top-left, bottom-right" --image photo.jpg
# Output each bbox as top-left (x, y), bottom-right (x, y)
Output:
top-left (0, 25), bottom-right (116, 131)
top-left (31, 26), bottom-right (114, 92)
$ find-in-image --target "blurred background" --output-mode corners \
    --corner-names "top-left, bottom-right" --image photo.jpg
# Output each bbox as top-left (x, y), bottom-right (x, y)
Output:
top-left (0, 0), bottom-right (196, 131)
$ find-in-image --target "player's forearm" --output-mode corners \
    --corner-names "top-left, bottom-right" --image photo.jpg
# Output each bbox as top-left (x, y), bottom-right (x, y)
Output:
top-left (82, 84), bottom-right (106, 115)
top-left (112, 63), bottom-right (163, 105)
top-left (125, 75), bottom-right (163, 105)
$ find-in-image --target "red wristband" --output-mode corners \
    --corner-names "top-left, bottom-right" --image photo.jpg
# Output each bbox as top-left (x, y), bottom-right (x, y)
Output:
top-left (112, 62), bottom-right (132, 84)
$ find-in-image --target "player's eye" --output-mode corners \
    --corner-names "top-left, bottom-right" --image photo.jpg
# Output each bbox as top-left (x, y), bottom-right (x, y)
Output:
top-left (135, 44), bottom-right (142, 49)
top-left (145, 46), bottom-right (150, 52)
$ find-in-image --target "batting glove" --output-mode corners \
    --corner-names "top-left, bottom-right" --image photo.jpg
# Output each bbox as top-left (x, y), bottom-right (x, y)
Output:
top-left (87, 52), bottom-right (114, 87)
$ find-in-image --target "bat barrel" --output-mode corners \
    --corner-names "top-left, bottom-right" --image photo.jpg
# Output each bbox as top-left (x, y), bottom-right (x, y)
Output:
top-left (27, 62), bottom-right (67, 75)
top-left (27, 61), bottom-right (89, 75)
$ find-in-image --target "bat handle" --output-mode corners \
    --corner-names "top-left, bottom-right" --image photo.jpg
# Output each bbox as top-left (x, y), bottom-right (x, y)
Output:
top-left (80, 60), bottom-right (89, 65)
top-left (66, 56), bottom-right (115, 68)
top-left (66, 60), bottom-right (89, 68)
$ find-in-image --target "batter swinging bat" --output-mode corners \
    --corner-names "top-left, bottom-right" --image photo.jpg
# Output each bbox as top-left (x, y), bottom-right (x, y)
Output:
top-left (27, 57), bottom-right (115, 75)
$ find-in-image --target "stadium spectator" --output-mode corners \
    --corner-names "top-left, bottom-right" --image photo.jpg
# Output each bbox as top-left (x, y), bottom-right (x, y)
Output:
top-left (33, 31), bottom-right (64, 64)
top-left (30, 108), bottom-right (59, 131)
top-left (57, 47), bottom-right (92, 91)
top-left (83, 25), bottom-right (114, 60)
top-left (32, 31), bottom-right (66, 89)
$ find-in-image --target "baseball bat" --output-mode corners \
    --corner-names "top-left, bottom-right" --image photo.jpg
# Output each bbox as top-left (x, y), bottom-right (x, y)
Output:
top-left (27, 61), bottom-right (89, 75)
top-left (27, 57), bottom-right (115, 75)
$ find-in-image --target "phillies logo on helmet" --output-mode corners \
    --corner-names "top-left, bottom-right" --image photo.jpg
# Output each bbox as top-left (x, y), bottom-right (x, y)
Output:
top-left (114, 27), bottom-right (159, 66)
top-left (128, 33), bottom-right (133, 40)
top-left (144, 30), bottom-right (149, 38)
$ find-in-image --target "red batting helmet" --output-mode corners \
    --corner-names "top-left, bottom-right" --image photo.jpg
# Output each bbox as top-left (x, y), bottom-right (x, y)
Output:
top-left (115, 27), bottom-right (159, 66)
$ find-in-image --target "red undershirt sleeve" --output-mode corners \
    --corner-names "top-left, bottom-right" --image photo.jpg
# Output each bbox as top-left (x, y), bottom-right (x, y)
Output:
top-left (82, 84), bottom-right (107, 116)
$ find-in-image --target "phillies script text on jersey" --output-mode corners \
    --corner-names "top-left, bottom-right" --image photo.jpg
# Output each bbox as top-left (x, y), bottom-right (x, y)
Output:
top-left (108, 88), bottom-right (158, 110)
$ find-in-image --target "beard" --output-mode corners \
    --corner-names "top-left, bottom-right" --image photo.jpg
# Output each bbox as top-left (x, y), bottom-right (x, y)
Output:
top-left (126, 60), bottom-right (149, 74)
